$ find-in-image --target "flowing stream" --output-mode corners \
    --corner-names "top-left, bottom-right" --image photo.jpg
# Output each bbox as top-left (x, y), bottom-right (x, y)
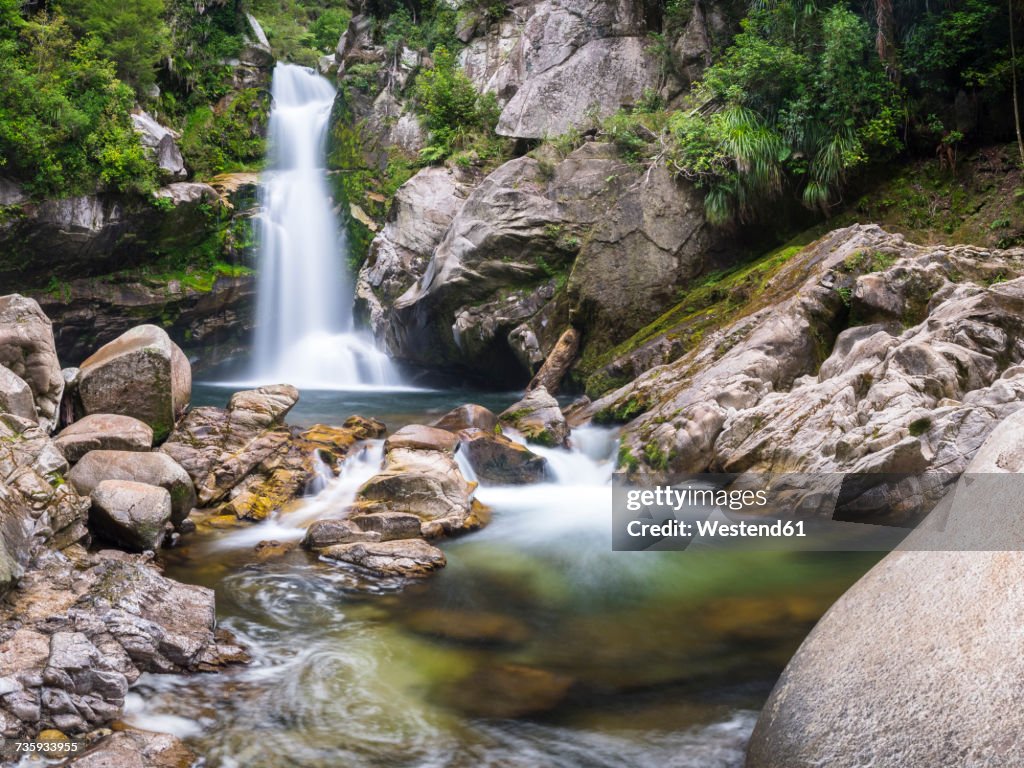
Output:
top-left (125, 388), bottom-right (879, 768)
top-left (126, 64), bottom-right (880, 766)
top-left (251, 63), bottom-right (402, 389)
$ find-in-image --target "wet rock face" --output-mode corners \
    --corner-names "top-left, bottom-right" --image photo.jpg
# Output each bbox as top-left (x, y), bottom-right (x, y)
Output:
top-left (0, 365), bottom-right (37, 423)
top-left (76, 325), bottom-right (191, 442)
top-left (385, 142), bottom-right (715, 384)
top-left (459, 428), bottom-right (550, 484)
top-left (500, 386), bottom-right (570, 447)
top-left (0, 295), bottom-right (65, 433)
top-left (594, 225), bottom-right (1024, 493)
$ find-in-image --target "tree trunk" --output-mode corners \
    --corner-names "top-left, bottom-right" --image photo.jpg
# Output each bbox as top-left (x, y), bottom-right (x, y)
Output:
top-left (1011, 0), bottom-right (1024, 167)
top-left (875, 0), bottom-right (899, 82)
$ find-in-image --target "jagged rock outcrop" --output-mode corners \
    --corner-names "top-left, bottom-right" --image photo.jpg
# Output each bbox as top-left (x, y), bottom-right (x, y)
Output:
top-left (591, 226), bottom-right (1024, 495)
top-left (0, 546), bottom-right (245, 739)
top-left (0, 295), bottom-right (65, 432)
top-left (32, 271), bottom-right (257, 370)
top-left (745, 409), bottom-right (1024, 767)
top-left (0, 366), bottom-right (37, 423)
top-left (0, 414), bottom-right (90, 593)
top-left (131, 111), bottom-right (187, 181)
top-left (162, 387), bottom-right (379, 521)
top-left (355, 166), bottom-right (480, 338)
top-left (76, 325), bottom-right (191, 441)
top-left (385, 142), bottom-right (716, 383)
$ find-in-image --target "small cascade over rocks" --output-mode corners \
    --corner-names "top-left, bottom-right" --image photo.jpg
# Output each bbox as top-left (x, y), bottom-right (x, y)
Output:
top-left (251, 63), bottom-right (402, 389)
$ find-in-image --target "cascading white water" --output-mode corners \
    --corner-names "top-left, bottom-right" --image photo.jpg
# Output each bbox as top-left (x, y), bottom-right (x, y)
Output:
top-left (252, 63), bottom-right (403, 389)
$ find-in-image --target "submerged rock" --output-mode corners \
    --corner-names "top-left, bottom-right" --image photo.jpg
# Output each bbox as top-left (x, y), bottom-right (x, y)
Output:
top-left (53, 414), bottom-right (154, 464)
top-left (458, 428), bottom-right (549, 484)
top-left (68, 450), bottom-right (196, 525)
top-left (89, 480), bottom-right (172, 551)
top-left (0, 294), bottom-right (65, 432)
top-left (439, 663), bottom-right (573, 719)
top-left (319, 539), bottom-right (447, 578)
top-left (63, 727), bottom-right (197, 768)
top-left (499, 386), bottom-right (570, 447)
top-left (405, 609), bottom-right (531, 647)
top-left (77, 325), bottom-right (191, 442)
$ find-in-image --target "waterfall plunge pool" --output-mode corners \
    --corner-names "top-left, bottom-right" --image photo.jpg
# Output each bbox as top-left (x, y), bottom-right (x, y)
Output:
top-left (118, 385), bottom-right (879, 768)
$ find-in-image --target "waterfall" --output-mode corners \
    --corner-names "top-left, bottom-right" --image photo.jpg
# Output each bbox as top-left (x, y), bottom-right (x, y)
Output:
top-left (251, 63), bottom-right (403, 390)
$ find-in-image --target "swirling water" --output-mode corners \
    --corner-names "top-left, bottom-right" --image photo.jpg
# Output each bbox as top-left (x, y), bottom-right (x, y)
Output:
top-left (124, 387), bottom-right (879, 767)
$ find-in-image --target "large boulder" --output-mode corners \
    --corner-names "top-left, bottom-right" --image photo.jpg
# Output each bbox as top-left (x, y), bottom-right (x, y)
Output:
top-left (0, 365), bottom-right (37, 422)
top-left (77, 325), bottom-right (191, 442)
top-left (89, 480), bottom-right (172, 551)
top-left (459, 428), bottom-right (550, 484)
top-left (499, 386), bottom-right (570, 447)
top-left (68, 450), bottom-right (196, 525)
top-left (0, 294), bottom-right (64, 432)
top-left (53, 414), bottom-right (154, 463)
top-left (745, 409), bottom-right (1024, 767)
top-left (386, 143), bottom-right (715, 384)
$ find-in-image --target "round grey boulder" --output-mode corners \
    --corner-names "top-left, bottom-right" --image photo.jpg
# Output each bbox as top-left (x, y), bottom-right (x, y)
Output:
top-left (89, 480), bottom-right (171, 551)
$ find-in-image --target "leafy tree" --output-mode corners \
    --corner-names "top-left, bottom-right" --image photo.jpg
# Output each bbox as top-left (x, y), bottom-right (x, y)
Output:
top-left (0, 13), bottom-right (157, 195)
top-left (667, 2), bottom-right (900, 223)
top-left (414, 45), bottom-right (499, 161)
top-left (58, 0), bottom-right (170, 96)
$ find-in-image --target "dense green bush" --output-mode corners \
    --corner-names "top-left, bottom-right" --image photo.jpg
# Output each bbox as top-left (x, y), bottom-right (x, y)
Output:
top-left (666, 2), bottom-right (901, 224)
top-left (0, 11), bottom-right (157, 196)
top-left (414, 45), bottom-right (501, 161)
top-left (59, 0), bottom-right (170, 96)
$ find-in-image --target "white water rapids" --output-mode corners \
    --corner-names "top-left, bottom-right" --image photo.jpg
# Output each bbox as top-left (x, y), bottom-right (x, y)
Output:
top-left (251, 63), bottom-right (403, 389)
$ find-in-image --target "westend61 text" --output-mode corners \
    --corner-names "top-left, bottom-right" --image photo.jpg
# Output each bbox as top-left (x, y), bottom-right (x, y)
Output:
top-left (626, 519), bottom-right (807, 538)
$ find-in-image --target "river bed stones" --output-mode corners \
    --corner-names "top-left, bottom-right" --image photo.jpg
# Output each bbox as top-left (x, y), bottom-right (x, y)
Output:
top-left (499, 386), bottom-right (570, 447)
top-left (63, 726), bottom-right (197, 768)
top-left (431, 403), bottom-right (499, 433)
top-left (318, 539), bottom-right (447, 578)
top-left (76, 325), bottom-right (191, 442)
top-left (458, 428), bottom-right (549, 484)
top-left (68, 450), bottom-right (196, 525)
top-left (53, 414), bottom-right (154, 463)
top-left (439, 663), bottom-right (573, 719)
top-left (404, 609), bottom-right (531, 647)
top-left (89, 480), bottom-right (172, 551)
top-left (0, 294), bottom-right (65, 433)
